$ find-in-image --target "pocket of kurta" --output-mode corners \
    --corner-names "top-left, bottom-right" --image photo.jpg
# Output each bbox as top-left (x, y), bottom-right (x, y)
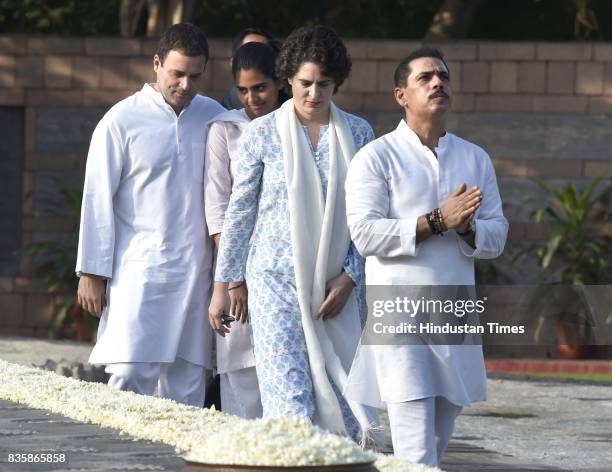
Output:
top-left (191, 143), bottom-right (205, 182)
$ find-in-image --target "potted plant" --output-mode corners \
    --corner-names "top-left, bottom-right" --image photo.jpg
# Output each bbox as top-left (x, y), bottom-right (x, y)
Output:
top-left (20, 179), bottom-right (98, 341)
top-left (517, 177), bottom-right (612, 358)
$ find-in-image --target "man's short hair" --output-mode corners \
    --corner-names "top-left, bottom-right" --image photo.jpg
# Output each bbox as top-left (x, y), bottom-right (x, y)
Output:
top-left (231, 27), bottom-right (275, 56)
top-left (156, 23), bottom-right (209, 64)
top-left (394, 47), bottom-right (448, 88)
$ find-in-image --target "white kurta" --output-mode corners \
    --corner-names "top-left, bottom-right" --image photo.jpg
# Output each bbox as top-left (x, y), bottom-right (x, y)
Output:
top-left (344, 119), bottom-right (508, 408)
top-left (77, 83), bottom-right (225, 367)
top-left (204, 108), bottom-right (255, 374)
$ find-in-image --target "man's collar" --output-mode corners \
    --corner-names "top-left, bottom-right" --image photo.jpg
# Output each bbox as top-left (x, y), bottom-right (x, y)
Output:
top-left (397, 119), bottom-right (450, 151)
top-left (142, 83), bottom-right (193, 113)
top-left (142, 83), bottom-right (165, 105)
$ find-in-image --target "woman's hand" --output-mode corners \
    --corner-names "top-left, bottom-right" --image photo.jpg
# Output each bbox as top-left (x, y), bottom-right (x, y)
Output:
top-left (228, 281), bottom-right (249, 323)
top-left (314, 272), bottom-right (354, 320)
top-left (209, 282), bottom-right (231, 336)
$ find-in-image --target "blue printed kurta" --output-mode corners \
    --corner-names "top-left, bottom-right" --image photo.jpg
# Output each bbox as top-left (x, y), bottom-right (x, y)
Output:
top-left (215, 108), bottom-right (374, 433)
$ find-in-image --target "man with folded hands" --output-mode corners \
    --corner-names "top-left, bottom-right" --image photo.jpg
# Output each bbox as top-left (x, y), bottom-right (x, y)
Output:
top-left (344, 47), bottom-right (508, 467)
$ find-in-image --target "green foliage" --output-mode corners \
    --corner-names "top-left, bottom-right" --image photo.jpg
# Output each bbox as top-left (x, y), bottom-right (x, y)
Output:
top-left (4, 0), bottom-right (612, 40)
top-left (0, 0), bottom-right (119, 35)
top-left (20, 179), bottom-right (98, 339)
top-left (524, 178), bottom-right (612, 286)
top-left (195, 0), bottom-right (442, 39)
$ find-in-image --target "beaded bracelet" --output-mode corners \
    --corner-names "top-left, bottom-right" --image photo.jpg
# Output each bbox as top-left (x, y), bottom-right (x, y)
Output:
top-left (426, 211), bottom-right (439, 235)
top-left (426, 208), bottom-right (447, 236)
top-left (434, 208), bottom-right (447, 233)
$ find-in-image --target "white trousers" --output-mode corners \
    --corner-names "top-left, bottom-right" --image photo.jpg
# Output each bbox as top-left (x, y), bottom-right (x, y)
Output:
top-left (387, 396), bottom-right (462, 468)
top-left (219, 366), bottom-right (263, 419)
top-left (105, 357), bottom-right (210, 407)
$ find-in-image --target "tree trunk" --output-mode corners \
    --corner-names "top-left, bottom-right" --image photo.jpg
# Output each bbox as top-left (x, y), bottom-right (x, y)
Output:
top-left (121, 0), bottom-right (197, 38)
top-left (119, 0), bottom-right (147, 37)
top-left (146, 0), bottom-right (197, 37)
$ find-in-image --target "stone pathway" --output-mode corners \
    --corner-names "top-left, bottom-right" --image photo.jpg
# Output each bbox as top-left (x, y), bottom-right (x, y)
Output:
top-left (0, 399), bottom-right (182, 471)
top-left (2, 337), bottom-right (610, 471)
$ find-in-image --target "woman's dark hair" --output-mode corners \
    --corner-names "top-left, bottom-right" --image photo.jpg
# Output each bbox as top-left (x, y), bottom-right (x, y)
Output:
top-left (231, 27), bottom-right (275, 56)
top-left (232, 42), bottom-right (278, 81)
top-left (276, 25), bottom-right (351, 94)
top-left (232, 42), bottom-right (289, 104)
top-left (156, 23), bottom-right (209, 64)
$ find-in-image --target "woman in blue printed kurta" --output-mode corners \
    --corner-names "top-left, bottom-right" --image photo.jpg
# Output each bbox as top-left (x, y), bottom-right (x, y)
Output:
top-left (210, 26), bottom-right (374, 437)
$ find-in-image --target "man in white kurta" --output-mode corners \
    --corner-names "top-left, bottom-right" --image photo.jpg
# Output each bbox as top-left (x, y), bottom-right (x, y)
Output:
top-left (76, 23), bottom-right (225, 406)
top-left (345, 48), bottom-right (508, 467)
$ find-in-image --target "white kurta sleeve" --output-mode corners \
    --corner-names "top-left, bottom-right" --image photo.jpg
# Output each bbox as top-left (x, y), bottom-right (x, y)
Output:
top-left (458, 152), bottom-right (508, 259)
top-left (75, 117), bottom-right (124, 279)
top-left (346, 150), bottom-right (419, 258)
top-left (204, 122), bottom-right (232, 236)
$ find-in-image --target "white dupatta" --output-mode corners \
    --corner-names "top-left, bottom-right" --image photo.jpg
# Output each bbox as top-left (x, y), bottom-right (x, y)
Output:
top-left (276, 98), bottom-right (372, 439)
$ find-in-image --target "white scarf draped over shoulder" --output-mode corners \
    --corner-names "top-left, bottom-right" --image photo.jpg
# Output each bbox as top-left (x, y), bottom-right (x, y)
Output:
top-left (275, 98), bottom-right (372, 440)
top-left (207, 108), bottom-right (250, 129)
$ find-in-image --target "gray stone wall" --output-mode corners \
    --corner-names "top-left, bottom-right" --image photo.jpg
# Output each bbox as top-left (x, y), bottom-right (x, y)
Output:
top-left (0, 107), bottom-right (23, 276)
top-left (1, 34), bottom-right (612, 336)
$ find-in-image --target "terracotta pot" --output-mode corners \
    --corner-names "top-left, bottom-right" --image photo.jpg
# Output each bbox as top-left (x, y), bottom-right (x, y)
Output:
top-left (556, 320), bottom-right (588, 359)
top-left (184, 461), bottom-right (377, 472)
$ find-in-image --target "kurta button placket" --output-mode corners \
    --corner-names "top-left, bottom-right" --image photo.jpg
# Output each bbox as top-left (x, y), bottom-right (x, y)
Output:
top-left (422, 146), bottom-right (442, 208)
top-left (176, 115), bottom-right (182, 157)
top-left (437, 150), bottom-right (449, 204)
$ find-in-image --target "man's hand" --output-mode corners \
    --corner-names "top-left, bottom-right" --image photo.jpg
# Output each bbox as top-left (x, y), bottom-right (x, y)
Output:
top-left (314, 272), bottom-right (354, 320)
top-left (441, 183), bottom-right (482, 230)
top-left (209, 282), bottom-right (231, 336)
top-left (77, 274), bottom-right (106, 318)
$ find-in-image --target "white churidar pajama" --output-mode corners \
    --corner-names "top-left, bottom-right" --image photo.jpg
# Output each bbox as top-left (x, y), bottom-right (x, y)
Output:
top-left (205, 108), bottom-right (262, 419)
top-left (345, 119), bottom-right (508, 464)
top-left (105, 357), bottom-right (210, 407)
top-left (387, 397), bottom-right (462, 467)
top-left (77, 83), bottom-right (225, 404)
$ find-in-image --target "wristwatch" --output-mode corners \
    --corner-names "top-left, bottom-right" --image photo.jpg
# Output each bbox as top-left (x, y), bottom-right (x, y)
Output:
top-left (456, 219), bottom-right (476, 237)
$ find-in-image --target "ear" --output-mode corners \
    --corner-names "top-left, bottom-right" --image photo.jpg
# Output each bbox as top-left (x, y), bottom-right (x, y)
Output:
top-left (394, 87), bottom-right (406, 108)
top-left (153, 54), bottom-right (162, 72)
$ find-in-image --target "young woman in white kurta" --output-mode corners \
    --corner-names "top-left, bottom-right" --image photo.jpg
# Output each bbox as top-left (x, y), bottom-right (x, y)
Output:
top-left (205, 42), bottom-right (284, 419)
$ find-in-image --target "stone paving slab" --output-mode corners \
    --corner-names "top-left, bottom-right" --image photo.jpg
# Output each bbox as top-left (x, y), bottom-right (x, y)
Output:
top-left (0, 400), bottom-right (183, 471)
top-left (0, 336), bottom-right (92, 367)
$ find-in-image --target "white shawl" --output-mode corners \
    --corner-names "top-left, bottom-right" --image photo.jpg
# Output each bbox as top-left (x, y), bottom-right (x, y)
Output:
top-left (276, 98), bottom-right (372, 439)
top-left (207, 108), bottom-right (250, 129)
